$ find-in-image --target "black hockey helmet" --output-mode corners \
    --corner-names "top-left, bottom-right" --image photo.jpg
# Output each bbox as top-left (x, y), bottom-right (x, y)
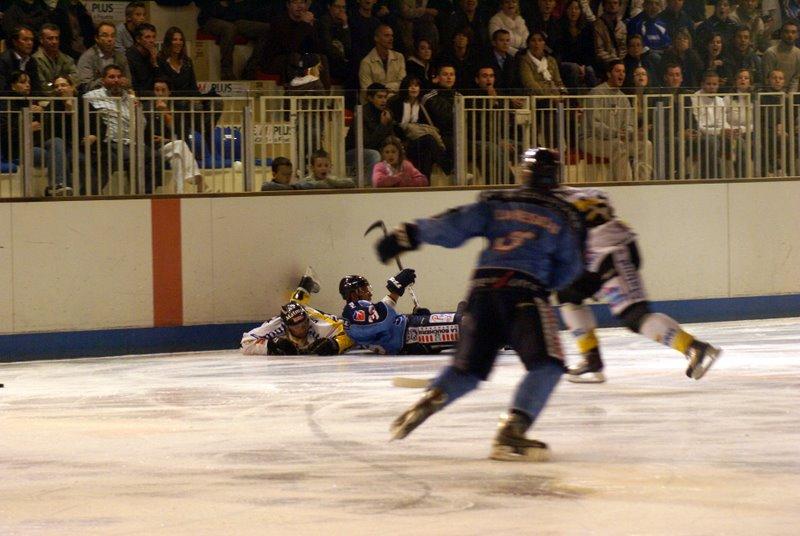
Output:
top-left (280, 302), bottom-right (308, 326)
top-left (520, 147), bottom-right (560, 187)
top-left (339, 275), bottom-right (369, 299)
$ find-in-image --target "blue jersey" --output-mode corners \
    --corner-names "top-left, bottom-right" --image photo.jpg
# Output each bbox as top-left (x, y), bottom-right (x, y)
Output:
top-left (342, 297), bottom-right (408, 354)
top-left (415, 188), bottom-right (585, 291)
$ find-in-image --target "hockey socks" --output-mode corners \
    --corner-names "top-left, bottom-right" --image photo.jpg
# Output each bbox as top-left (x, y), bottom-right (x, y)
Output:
top-left (431, 365), bottom-right (481, 408)
top-left (639, 313), bottom-right (694, 354)
top-left (510, 359), bottom-right (563, 425)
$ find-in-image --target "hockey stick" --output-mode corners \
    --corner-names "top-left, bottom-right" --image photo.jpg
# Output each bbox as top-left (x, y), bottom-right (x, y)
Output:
top-left (391, 377), bottom-right (431, 388)
top-left (364, 220), bottom-right (421, 311)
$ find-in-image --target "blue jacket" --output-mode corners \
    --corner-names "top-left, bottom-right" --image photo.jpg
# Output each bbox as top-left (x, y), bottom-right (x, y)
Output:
top-left (627, 14), bottom-right (671, 52)
top-left (414, 188), bottom-right (585, 291)
top-left (342, 297), bottom-right (408, 354)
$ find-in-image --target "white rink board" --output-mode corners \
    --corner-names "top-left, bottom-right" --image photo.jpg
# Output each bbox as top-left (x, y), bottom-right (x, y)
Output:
top-left (1, 318), bottom-right (799, 535)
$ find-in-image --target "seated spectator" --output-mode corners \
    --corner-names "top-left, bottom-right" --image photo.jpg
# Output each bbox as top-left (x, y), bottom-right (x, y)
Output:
top-left (438, 27), bottom-right (479, 89)
top-left (389, 75), bottom-right (442, 179)
top-left (359, 24), bottom-right (406, 98)
top-left (126, 23), bottom-right (160, 95)
top-left (262, 156), bottom-right (297, 190)
top-left (730, 0), bottom-right (772, 53)
top-left (56, 0), bottom-right (95, 61)
top-left (658, 0), bottom-right (694, 43)
top-left (84, 64), bottom-right (162, 194)
top-left (285, 52), bottom-right (326, 95)
top-left (694, 0), bottom-right (738, 52)
top-left (151, 79), bottom-right (207, 193)
top-left (372, 135), bottom-right (429, 187)
top-left (115, 1), bottom-right (146, 53)
top-left (34, 23), bottom-right (77, 90)
top-left (762, 20), bottom-right (800, 92)
top-left (421, 62), bottom-right (459, 174)
top-left (157, 26), bottom-right (199, 97)
top-left (296, 148), bottom-right (356, 189)
top-left (527, 0), bottom-right (562, 54)
top-left (405, 38), bottom-right (436, 89)
top-left (759, 68), bottom-right (788, 175)
top-left (0, 71), bottom-right (71, 195)
top-left (624, 34), bottom-right (657, 87)
top-left (626, 0), bottom-right (671, 62)
top-left (349, 0), bottom-right (381, 66)
top-left (724, 68), bottom-right (755, 177)
top-left (701, 32), bottom-right (733, 88)
top-left (264, 0), bottom-right (330, 87)
top-left (442, 0), bottom-right (490, 52)
top-left (689, 69), bottom-right (735, 178)
top-left (483, 29), bottom-right (518, 92)
top-left (658, 27), bottom-right (702, 88)
top-left (345, 82), bottom-right (390, 180)
top-left (488, 0), bottom-right (529, 55)
top-left (593, 0), bottom-right (627, 72)
top-left (724, 27), bottom-right (761, 88)
top-left (319, 0), bottom-right (352, 83)
top-left (581, 60), bottom-right (652, 180)
top-left (76, 22), bottom-right (131, 94)
top-left (50, 74), bottom-right (96, 193)
top-left (518, 30), bottom-right (567, 96)
top-left (1, 0), bottom-right (50, 39)
top-left (397, 0), bottom-right (439, 55)
top-left (554, 0), bottom-right (598, 90)
top-left (196, 0), bottom-right (270, 80)
top-left (0, 25), bottom-right (42, 94)
top-left (655, 62), bottom-right (696, 178)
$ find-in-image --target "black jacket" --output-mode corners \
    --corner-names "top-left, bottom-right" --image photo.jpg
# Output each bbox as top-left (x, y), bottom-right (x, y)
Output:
top-left (0, 49), bottom-right (43, 94)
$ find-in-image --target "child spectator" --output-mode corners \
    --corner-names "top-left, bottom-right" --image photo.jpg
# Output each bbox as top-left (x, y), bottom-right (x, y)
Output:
top-left (296, 149), bottom-right (356, 189)
top-left (372, 135), bottom-right (429, 187)
top-left (115, 1), bottom-right (147, 53)
top-left (261, 156), bottom-right (297, 190)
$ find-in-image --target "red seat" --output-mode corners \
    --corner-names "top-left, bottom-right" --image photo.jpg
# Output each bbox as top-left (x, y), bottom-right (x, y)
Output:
top-left (344, 109), bottom-right (353, 127)
top-left (255, 70), bottom-right (281, 83)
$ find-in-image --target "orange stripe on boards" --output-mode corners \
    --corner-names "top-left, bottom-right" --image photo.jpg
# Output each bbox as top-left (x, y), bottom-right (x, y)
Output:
top-left (151, 198), bottom-right (183, 326)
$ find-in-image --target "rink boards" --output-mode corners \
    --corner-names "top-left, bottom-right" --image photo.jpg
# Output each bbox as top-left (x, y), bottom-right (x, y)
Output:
top-left (1, 181), bottom-right (799, 359)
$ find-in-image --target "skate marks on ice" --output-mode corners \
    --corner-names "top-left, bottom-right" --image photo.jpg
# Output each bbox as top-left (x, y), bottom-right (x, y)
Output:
top-left (1, 318), bottom-right (800, 534)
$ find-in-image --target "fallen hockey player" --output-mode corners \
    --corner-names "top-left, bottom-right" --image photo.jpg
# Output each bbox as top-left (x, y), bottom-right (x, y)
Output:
top-left (339, 270), bottom-right (462, 355)
top-left (240, 270), bottom-right (354, 356)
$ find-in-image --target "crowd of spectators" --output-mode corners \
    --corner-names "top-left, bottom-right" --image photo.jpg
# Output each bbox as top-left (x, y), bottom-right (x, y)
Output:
top-left (1, 0), bottom-right (800, 191)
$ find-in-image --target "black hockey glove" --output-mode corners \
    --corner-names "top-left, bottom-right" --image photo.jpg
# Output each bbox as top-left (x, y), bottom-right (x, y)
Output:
top-left (267, 337), bottom-right (299, 356)
top-left (387, 268), bottom-right (416, 296)
top-left (556, 270), bottom-right (603, 305)
top-left (306, 338), bottom-right (339, 356)
top-left (376, 223), bottom-right (420, 264)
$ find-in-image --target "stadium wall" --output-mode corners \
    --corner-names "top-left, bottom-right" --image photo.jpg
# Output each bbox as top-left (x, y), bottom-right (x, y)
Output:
top-left (1, 181), bottom-right (799, 360)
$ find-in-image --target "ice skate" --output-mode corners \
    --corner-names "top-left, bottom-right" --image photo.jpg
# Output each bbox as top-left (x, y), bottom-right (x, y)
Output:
top-left (390, 388), bottom-right (447, 441)
top-left (685, 340), bottom-right (722, 380)
top-left (292, 266), bottom-right (321, 301)
top-left (489, 412), bottom-right (550, 462)
top-left (566, 348), bottom-right (606, 383)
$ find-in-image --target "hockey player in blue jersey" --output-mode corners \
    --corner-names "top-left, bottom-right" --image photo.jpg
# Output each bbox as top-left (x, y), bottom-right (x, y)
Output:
top-left (376, 147), bottom-right (585, 461)
top-left (340, 271), bottom-right (462, 354)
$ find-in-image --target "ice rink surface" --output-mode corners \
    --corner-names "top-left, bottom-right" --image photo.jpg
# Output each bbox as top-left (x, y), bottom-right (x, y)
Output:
top-left (1, 318), bottom-right (799, 535)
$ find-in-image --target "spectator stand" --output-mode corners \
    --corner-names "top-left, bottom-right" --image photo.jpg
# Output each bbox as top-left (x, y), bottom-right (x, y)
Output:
top-left (257, 95), bottom-right (347, 188)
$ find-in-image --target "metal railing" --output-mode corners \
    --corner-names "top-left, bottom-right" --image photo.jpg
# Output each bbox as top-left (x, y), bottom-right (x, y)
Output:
top-left (2, 91), bottom-right (800, 198)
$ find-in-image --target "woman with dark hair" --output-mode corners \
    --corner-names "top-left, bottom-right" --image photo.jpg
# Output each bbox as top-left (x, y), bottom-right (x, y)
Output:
top-left (388, 75), bottom-right (441, 181)
top-left (658, 27), bottom-right (703, 88)
top-left (405, 38), bottom-right (435, 89)
top-left (701, 32), bottom-right (733, 88)
top-left (157, 26), bottom-right (199, 97)
top-left (553, 0), bottom-right (598, 90)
